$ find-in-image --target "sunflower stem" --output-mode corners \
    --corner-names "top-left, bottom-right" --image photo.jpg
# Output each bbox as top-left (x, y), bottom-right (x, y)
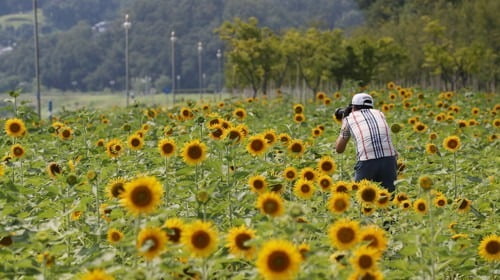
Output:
top-left (427, 191), bottom-right (436, 280)
top-left (453, 152), bottom-right (457, 199)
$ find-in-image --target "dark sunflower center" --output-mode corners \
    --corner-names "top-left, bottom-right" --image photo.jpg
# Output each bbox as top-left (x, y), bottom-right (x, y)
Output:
top-left (294, 107), bottom-right (303, 114)
top-left (191, 231), bottom-right (210, 249)
top-left (295, 115), bottom-right (303, 122)
top-left (253, 180), bottom-right (264, 190)
top-left (417, 125), bottom-right (425, 131)
top-left (187, 145), bottom-right (203, 159)
top-left (50, 164), bottom-right (61, 175)
top-left (336, 185), bottom-right (348, 192)
top-left (267, 251), bottom-right (290, 272)
top-left (62, 130), bottom-right (71, 138)
top-left (131, 138), bottom-right (141, 147)
top-left (144, 236), bottom-right (159, 252)
top-left (182, 110), bottom-right (190, 117)
top-left (0, 236), bottom-right (13, 246)
top-left (228, 131), bottom-right (240, 141)
top-left (264, 134), bottom-right (275, 143)
top-left (361, 188), bottom-right (376, 202)
top-left (320, 179), bottom-right (330, 189)
top-left (130, 185), bottom-right (153, 207)
top-left (13, 147), bottom-right (23, 156)
top-left (359, 255), bottom-right (373, 269)
top-left (337, 227), bottom-right (355, 244)
top-left (162, 143), bottom-right (174, 154)
top-left (447, 139), bottom-right (458, 149)
top-left (111, 232), bottom-right (122, 242)
top-left (111, 183), bottom-right (125, 197)
top-left (235, 233), bottom-right (251, 250)
top-left (236, 111), bottom-right (244, 118)
top-left (334, 199), bottom-right (347, 211)
top-left (485, 240), bottom-right (499, 254)
top-left (300, 184), bottom-right (310, 193)
top-left (458, 199), bottom-right (468, 209)
top-left (251, 140), bottom-right (264, 151)
top-left (114, 145), bottom-right (122, 152)
top-left (304, 172), bottom-right (314, 180)
top-left (10, 123), bottom-right (21, 133)
top-left (212, 128), bottom-right (223, 138)
top-left (378, 195), bottom-right (389, 204)
top-left (291, 143), bottom-right (302, 153)
top-left (286, 171), bottom-right (295, 179)
top-left (363, 235), bottom-right (378, 247)
top-left (321, 162), bottom-right (333, 172)
top-left (168, 227), bottom-right (181, 243)
top-left (263, 199), bottom-right (278, 214)
top-left (437, 199), bottom-right (445, 206)
top-left (418, 203), bottom-right (426, 211)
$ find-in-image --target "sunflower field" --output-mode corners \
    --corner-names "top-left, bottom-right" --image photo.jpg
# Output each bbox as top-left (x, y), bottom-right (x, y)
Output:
top-left (0, 86), bottom-right (499, 280)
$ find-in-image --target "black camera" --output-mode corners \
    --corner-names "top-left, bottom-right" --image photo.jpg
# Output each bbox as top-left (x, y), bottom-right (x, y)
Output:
top-left (334, 105), bottom-right (352, 121)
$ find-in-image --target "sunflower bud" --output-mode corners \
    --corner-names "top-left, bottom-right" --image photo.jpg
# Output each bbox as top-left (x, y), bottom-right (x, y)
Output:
top-left (391, 123), bottom-right (402, 133)
top-left (122, 123), bottom-right (132, 131)
top-left (66, 173), bottom-right (78, 186)
top-left (196, 191), bottom-right (210, 203)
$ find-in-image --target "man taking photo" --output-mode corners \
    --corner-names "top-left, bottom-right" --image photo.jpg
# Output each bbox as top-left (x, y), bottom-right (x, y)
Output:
top-left (335, 93), bottom-right (398, 192)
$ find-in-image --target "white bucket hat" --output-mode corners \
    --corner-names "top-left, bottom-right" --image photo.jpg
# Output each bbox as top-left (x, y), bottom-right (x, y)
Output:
top-left (351, 93), bottom-right (374, 108)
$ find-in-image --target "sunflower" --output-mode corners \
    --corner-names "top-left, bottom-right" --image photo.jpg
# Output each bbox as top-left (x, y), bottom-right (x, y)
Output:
top-left (327, 192), bottom-right (350, 214)
top-left (209, 125), bottom-right (226, 140)
top-left (356, 181), bottom-right (380, 205)
top-left (136, 227), bottom-right (167, 260)
top-left (311, 127), bottom-right (322, 137)
top-left (425, 143), bottom-right (438, 155)
top-left (181, 220), bottom-right (218, 258)
top-left (323, 98), bottom-right (332, 105)
top-left (418, 175), bottom-right (433, 191)
top-left (493, 119), bottom-right (500, 128)
top-left (332, 181), bottom-right (350, 193)
top-left (413, 198), bottom-right (428, 214)
top-left (393, 192), bottom-right (409, 205)
top-left (11, 143), bottom-right (25, 159)
top-left (182, 139), bottom-right (207, 165)
top-left (106, 177), bottom-right (126, 199)
top-left (256, 192), bottom-right (285, 217)
top-left (293, 104), bottom-right (304, 114)
top-left (71, 211), bottom-right (82, 221)
top-left (120, 176), bottom-right (164, 216)
top-left (158, 138), bottom-right (176, 157)
top-left (287, 139), bottom-right (305, 157)
top-left (226, 127), bottom-right (244, 144)
top-left (328, 218), bottom-right (360, 250)
top-left (256, 239), bottom-right (301, 280)
top-left (248, 175), bottom-right (267, 194)
top-left (37, 252), bottom-right (55, 267)
top-left (246, 135), bottom-right (268, 156)
top-left (362, 204), bottom-right (375, 216)
top-left (163, 218), bottom-right (186, 244)
top-left (400, 200), bottom-right (412, 210)
top-left (347, 270), bottom-right (384, 280)
top-left (180, 107), bottom-right (194, 120)
top-left (316, 91), bottom-right (326, 100)
top-left (298, 243), bottom-right (310, 261)
top-left (293, 179), bottom-right (315, 199)
top-left (413, 122), bottom-right (427, 133)
top-left (278, 133), bottom-right (291, 145)
top-left (317, 174), bottom-right (333, 191)
top-left (207, 117), bottom-right (222, 129)
top-left (96, 139), bottom-right (105, 147)
top-left (434, 196), bottom-right (447, 207)
top-left (317, 156), bottom-right (336, 175)
top-left (376, 189), bottom-right (391, 208)
top-left (360, 225), bottom-right (388, 254)
top-left (105, 139), bottom-right (124, 158)
top-left (456, 198), bottom-right (471, 213)
top-left (80, 269), bottom-right (114, 280)
top-left (283, 166), bottom-right (298, 181)
top-left (226, 225), bottom-right (256, 259)
top-left (233, 108), bottom-right (247, 120)
top-left (59, 126), bottom-right (73, 140)
top-left (457, 120), bottom-right (468, 128)
top-left (263, 129), bottom-right (277, 145)
top-left (127, 134), bottom-right (144, 150)
top-left (443, 135), bottom-right (461, 152)
top-left (350, 246), bottom-right (380, 272)
top-left (0, 164), bottom-right (4, 177)
top-left (47, 162), bottom-right (62, 178)
top-left (4, 118), bottom-right (26, 137)
top-left (478, 235), bottom-right (500, 262)
top-left (293, 113), bottom-right (305, 123)
top-left (299, 167), bottom-right (316, 181)
top-left (107, 228), bottom-right (124, 244)
top-left (429, 132), bottom-right (438, 140)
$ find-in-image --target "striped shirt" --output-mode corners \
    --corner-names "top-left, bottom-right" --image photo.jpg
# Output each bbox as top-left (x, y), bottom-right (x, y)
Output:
top-left (340, 109), bottom-right (397, 161)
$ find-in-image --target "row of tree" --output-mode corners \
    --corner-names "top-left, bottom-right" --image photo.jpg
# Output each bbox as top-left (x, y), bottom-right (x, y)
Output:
top-left (0, 0), bottom-right (498, 95)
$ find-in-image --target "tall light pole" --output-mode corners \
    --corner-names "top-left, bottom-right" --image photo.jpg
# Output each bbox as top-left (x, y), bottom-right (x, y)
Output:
top-left (33, 0), bottom-right (41, 118)
top-left (197, 41), bottom-right (203, 100)
top-left (216, 49), bottom-right (222, 100)
top-left (170, 31), bottom-right (176, 105)
top-left (123, 14), bottom-right (131, 106)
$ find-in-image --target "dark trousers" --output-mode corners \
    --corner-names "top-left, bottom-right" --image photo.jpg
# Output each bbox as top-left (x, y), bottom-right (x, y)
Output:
top-left (354, 156), bottom-right (397, 192)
